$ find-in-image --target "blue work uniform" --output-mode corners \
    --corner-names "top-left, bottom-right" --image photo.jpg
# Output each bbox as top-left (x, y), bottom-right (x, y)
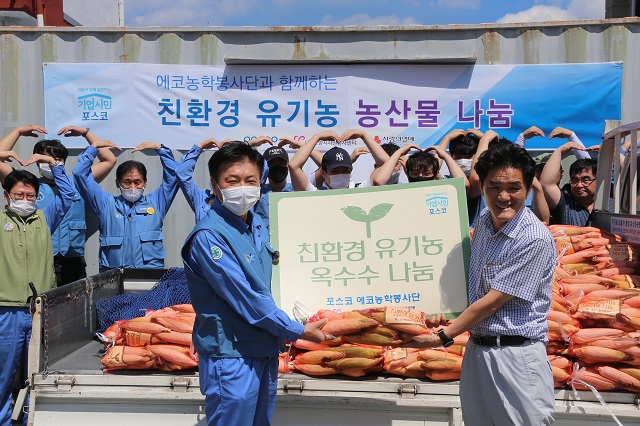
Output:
top-left (176, 144), bottom-right (216, 222)
top-left (73, 146), bottom-right (179, 271)
top-left (37, 177), bottom-right (87, 284)
top-left (0, 164), bottom-right (73, 426)
top-left (253, 182), bottom-right (293, 232)
top-left (176, 144), bottom-right (270, 222)
top-left (182, 200), bottom-right (303, 426)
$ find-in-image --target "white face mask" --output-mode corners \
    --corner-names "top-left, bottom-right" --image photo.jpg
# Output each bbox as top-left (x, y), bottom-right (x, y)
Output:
top-left (38, 163), bottom-right (55, 180)
top-left (120, 187), bottom-right (144, 203)
top-left (219, 185), bottom-right (261, 216)
top-left (326, 173), bottom-right (351, 189)
top-left (387, 169), bottom-right (402, 185)
top-left (9, 198), bottom-right (37, 217)
top-left (455, 159), bottom-right (473, 177)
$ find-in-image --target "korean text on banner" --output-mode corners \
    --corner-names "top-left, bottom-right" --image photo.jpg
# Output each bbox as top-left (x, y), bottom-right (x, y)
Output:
top-left (269, 178), bottom-right (470, 318)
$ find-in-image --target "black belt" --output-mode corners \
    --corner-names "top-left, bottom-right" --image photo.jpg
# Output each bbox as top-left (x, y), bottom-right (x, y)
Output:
top-left (470, 334), bottom-right (530, 347)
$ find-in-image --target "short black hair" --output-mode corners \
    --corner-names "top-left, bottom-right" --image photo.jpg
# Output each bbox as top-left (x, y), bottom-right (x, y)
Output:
top-left (569, 158), bottom-right (597, 178)
top-left (380, 143), bottom-right (400, 156)
top-left (449, 134), bottom-right (479, 157)
top-left (2, 169), bottom-right (39, 194)
top-left (207, 141), bottom-right (264, 182)
top-left (405, 151), bottom-right (439, 176)
top-left (33, 139), bottom-right (69, 161)
top-left (474, 142), bottom-right (535, 190)
top-left (116, 161), bottom-right (147, 182)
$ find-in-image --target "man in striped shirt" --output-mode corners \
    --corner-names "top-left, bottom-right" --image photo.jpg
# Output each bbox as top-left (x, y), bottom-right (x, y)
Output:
top-left (406, 141), bottom-right (556, 425)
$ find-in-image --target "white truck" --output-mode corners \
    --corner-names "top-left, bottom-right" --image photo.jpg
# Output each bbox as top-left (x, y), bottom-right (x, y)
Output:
top-left (23, 120), bottom-right (640, 424)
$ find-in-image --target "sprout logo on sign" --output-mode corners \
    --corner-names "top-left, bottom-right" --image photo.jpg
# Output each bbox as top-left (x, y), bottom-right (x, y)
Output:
top-left (425, 193), bottom-right (449, 215)
top-left (340, 203), bottom-right (393, 238)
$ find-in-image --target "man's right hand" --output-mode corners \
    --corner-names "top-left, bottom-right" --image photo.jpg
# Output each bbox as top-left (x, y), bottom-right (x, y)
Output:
top-left (58, 125), bottom-right (88, 138)
top-left (558, 141), bottom-right (585, 154)
top-left (278, 137), bottom-right (304, 150)
top-left (198, 138), bottom-right (220, 150)
top-left (299, 318), bottom-right (333, 343)
top-left (523, 126), bottom-right (545, 139)
top-left (18, 125), bottom-right (47, 138)
top-left (0, 150), bottom-right (24, 165)
top-left (549, 127), bottom-right (573, 139)
top-left (93, 140), bottom-right (122, 151)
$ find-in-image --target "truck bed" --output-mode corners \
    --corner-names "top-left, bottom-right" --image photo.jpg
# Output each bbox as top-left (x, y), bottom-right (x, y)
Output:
top-left (26, 269), bottom-right (640, 426)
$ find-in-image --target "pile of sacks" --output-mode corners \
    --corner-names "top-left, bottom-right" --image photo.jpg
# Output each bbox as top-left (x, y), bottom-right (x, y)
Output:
top-left (545, 225), bottom-right (640, 392)
top-left (99, 304), bottom-right (198, 372)
top-left (280, 307), bottom-right (469, 381)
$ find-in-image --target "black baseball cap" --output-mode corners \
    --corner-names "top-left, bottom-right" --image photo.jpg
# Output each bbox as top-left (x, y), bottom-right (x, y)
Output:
top-left (321, 147), bottom-right (352, 171)
top-left (263, 147), bottom-right (289, 163)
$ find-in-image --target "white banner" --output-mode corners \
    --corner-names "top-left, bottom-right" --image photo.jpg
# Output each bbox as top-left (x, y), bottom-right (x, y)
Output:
top-left (43, 62), bottom-right (622, 151)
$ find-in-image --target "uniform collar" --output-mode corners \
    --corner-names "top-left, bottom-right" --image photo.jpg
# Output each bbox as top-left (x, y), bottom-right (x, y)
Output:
top-left (212, 199), bottom-right (254, 233)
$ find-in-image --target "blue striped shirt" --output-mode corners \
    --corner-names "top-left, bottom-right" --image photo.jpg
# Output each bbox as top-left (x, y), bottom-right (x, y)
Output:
top-left (469, 206), bottom-right (555, 342)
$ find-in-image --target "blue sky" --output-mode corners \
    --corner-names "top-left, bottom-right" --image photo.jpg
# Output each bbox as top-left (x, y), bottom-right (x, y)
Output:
top-left (126, 0), bottom-right (605, 27)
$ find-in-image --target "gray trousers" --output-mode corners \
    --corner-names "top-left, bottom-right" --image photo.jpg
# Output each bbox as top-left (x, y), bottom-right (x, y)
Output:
top-left (460, 340), bottom-right (555, 426)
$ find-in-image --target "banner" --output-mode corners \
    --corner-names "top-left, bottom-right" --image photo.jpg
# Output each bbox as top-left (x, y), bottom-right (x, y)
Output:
top-left (43, 62), bottom-right (622, 151)
top-left (270, 178), bottom-right (470, 318)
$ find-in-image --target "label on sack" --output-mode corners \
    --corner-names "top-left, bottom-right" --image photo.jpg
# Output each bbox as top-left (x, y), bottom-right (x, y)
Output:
top-left (124, 330), bottom-right (153, 346)
top-left (384, 307), bottom-right (425, 325)
top-left (578, 299), bottom-right (621, 317)
top-left (385, 348), bottom-right (409, 361)
top-left (608, 243), bottom-right (637, 262)
top-left (555, 235), bottom-right (573, 255)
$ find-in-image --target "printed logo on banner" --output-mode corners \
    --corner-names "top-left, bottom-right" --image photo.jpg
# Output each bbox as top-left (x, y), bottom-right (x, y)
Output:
top-left (341, 203), bottom-right (394, 238)
top-left (425, 192), bottom-right (449, 215)
top-left (77, 91), bottom-right (112, 122)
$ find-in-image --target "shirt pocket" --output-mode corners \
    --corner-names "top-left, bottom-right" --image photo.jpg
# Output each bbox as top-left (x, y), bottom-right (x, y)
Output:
top-left (476, 264), bottom-right (502, 298)
top-left (139, 230), bottom-right (166, 262)
top-left (68, 220), bottom-right (87, 249)
top-left (99, 235), bottom-right (123, 248)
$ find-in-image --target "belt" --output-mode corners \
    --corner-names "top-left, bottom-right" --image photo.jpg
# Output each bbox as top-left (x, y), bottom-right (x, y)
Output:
top-left (470, 334), bottom-right (530, 347)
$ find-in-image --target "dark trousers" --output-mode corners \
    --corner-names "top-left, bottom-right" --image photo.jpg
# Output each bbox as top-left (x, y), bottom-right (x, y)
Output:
top-left (54, 254), bottom-right (87, 286)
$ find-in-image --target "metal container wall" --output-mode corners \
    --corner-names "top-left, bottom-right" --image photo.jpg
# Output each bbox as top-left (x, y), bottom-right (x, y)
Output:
top-left (1, 20), bottom-right (639, 274)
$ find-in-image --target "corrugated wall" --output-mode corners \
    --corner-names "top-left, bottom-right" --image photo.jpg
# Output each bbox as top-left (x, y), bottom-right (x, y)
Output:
top-left (1, 20), bottom-right (639, 275)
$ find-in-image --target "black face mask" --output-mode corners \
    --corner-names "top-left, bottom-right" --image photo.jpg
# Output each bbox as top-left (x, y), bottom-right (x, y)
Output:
top-left (408, 176), bottom-right (434, 183)
top-left (268, 166), bottom-right (288, 183)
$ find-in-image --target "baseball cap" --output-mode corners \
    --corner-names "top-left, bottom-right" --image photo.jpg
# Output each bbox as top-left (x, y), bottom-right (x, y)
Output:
top-left (321, 147), bottom-right (353, 171)
top-left (533, 153), bottom-right (552, 166)
top-left (263, 146), bottom-right (289, 163)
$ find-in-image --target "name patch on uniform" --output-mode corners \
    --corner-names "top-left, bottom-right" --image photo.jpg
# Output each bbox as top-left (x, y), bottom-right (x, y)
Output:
top-left (210, 246), bottom-right (222, 260)
top-left (4, 223), bottom-right (14, 231)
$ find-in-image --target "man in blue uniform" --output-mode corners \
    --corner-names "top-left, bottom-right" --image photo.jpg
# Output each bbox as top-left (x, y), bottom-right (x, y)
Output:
top-left (406, 142), bottom-right (556, 425)
top-left (73, 140), bottom-right (179, 271)
top-left (176, 137), bottom-right (273, 222)
top-left (182, 142), bottom-right (330, 426)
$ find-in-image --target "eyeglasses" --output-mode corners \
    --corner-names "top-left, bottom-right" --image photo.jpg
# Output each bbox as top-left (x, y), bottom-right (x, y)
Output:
top-left (10, 192), bottom-right (37, 201)
top-left (569, 177), bottom-right (595, 186)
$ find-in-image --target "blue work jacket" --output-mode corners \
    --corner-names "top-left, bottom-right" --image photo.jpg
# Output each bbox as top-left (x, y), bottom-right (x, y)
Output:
top-left (36, 177), bottom-right (86, 257)
top-left (182, 200), bottom-right (303, 358)
top-left (73, 146), bottom-right (179, 270)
